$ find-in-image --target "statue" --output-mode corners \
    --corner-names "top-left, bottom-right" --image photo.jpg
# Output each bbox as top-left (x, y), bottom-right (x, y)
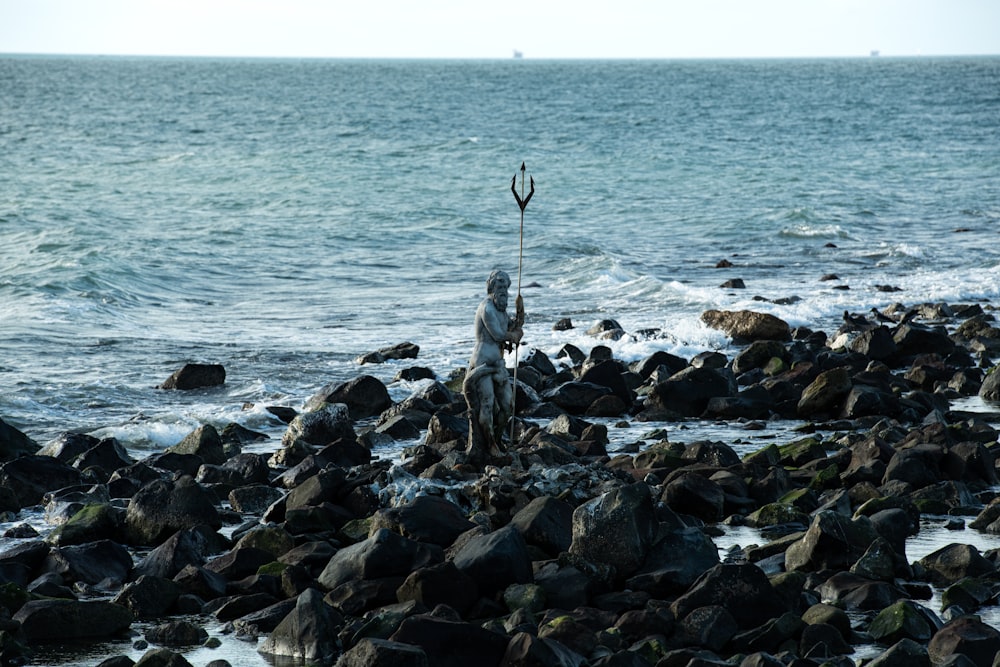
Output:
top-left (463, 269), bottom-right (524, 462)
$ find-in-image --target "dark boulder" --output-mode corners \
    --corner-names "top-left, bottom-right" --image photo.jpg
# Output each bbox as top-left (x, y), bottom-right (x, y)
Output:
top-left (124, 476), bottom-right (222, 546)
top-left (700, 310), bottom-right (791, 342)
top-left (306, 375), bottom-right (393, 420)
top-left (868, 599), bottom-right (942, 646)
top-left (259, 587), bottom-right (342, 662)
top-left (511, 495), bottom-right (574, 557)
top-left (626, 527), bottom-right (720, 597)
top-left (112, 575), bottom-right (181, 620)
top-left (0, 455), bottom-right (82, 508)
top-left (785, 510), bottom-right (879, 572)
top-left (569, 483), bottom-right (658, 580)
top-left (281, 403), bottom-right (356, 448)
top-left (395, 561), bottom-right (478, 615)
top-left (980, 366), bottom-right (1000, 402)
top-left (337, 638), bottom-right (429, 667)
top-left (370, 495), bottom-right (475, 548)
top-left (917, 543), bottom-right (996, 586)
top-left (133, 525), bottom-right (230, 579)
top-left (166, 424), bottom-right (225, 466)
top-left (662, 473), bottom-right (726, 523)
top-left (670, 563), bottom-right (786, 629)
top-left (145, 619), bottom-right (208, 646)
top-left (647, 366), bottom-right (737, 417)
top-left (41, 539), bottom-right (133, 587)
top-left (452, 525), bottom-right (533, 598)
top-left (927, 615), bottom-right (1000, 667)
top-left (13, 599), bottom-right (133, 640)
top-left (797, 367), bottom-right (851, 419)
top-left (865, 638), bottom-right (930, 667)
top-left (543, 382), bottom-right (613, 414)
top-left (389, 613), bottom-right (509, 667)
top-left (317, 528), bottom-right (443, 591)
top-left (159, 363), bottom-right (225, 390)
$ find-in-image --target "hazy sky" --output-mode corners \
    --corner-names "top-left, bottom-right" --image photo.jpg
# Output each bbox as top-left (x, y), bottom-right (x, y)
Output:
top-left (2, 0), bottom-right (998, 59)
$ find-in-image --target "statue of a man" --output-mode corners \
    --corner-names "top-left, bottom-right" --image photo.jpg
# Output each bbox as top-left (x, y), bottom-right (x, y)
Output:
top-left (463, 269), bottom-right (524, 460)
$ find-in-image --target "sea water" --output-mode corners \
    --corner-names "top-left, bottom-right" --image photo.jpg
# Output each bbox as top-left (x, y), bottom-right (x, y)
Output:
top-left (2, 55), bottom-right (1000, 665)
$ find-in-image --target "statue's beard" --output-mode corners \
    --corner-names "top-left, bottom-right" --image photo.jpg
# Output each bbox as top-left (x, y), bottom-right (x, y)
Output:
top-left (492, 293), bottom-right (508, 312)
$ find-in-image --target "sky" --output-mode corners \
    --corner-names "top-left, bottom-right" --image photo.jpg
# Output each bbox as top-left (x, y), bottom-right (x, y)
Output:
top-left (1, 0), bottom-right (998, 59)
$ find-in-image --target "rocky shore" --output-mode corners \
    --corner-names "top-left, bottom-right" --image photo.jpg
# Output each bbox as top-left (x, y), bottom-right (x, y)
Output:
top-left (3, 301), bottom-right (1000, 667)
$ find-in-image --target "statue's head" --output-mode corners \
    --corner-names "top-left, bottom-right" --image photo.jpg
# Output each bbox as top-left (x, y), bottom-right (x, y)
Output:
top-left (486, 269), bottom-right (511, 310)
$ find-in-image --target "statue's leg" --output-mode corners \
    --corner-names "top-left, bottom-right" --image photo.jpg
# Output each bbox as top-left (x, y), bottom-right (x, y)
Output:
top-left (492, 373), bottom-right (513, 451)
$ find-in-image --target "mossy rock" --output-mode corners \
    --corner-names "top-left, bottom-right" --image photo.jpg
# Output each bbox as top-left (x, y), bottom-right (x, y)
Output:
top-left (503, 583), bottom-right (545, 615)
top-left (941, 576), bottom-right (998, 612)
top-left (868, 599), bottom-right (938, 645)
top-left (912, 498), bottom-right (951, 515)
top-left (257, 561), bottom-right (287, 577)
top-left (339, 516), bottom-right (374, 543)
top-left (777, 437), bottom-right (828, 467)
top-left (634, 440), bottom-right (685, 471)
top-left (746, 503), bottom-right (809, 528)
top-left (46, 503), bottom-right (120, 546)
top-left (763, 357), bottom-right (788, 377)
top-left (743, 443), bottom-right (781, 467)
top-left (0, 583), bottom-right (30, 613)
top-left (777, 487), bottom-right (819, 512)
top-left (808, 463), bottom-right (842, 492)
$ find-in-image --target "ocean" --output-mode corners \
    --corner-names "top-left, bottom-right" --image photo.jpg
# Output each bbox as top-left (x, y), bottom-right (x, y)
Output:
top-left (1, 53), bottom-right (1000, 665)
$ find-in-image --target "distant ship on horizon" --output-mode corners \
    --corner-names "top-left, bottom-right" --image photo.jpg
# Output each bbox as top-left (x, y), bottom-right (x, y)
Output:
top-left (513, 49), bottom-right (523, 59)
top-left (870, 50), bottom-right (880, 57)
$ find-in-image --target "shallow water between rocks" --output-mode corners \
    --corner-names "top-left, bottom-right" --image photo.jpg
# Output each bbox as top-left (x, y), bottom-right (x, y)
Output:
top-left (9, 398), bottom-right (1000, 667)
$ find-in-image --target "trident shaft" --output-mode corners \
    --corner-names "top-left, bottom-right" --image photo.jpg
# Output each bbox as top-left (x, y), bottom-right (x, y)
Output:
top-left (509, 162), bottom-right (534, 446)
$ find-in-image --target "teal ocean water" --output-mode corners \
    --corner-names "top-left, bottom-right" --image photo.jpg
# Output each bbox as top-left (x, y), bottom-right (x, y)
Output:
top-left (1, 55), bottom-right (999, 452)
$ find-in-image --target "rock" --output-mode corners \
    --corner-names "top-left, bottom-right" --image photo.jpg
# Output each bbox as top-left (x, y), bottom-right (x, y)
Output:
top-left (395, 560), bottom-right (478, 615)
top-left (306, 375), bottom-right (393, 420)
top-left (580, 360), bottom-right (634, 407)
top-left (785, 511), bottom-right (879, 572)
top-left (733, 340), bottom-right (788, 375)
top-left (502, 631), bottom-right (587, 667)
top-left (543, 382), bottom-right (613, 414)
top-left (816, 572), bottom-right (908, 611)
top-left (112, 575), bottom-right (181, 619)
top-left (864, 638), bottom-right (930, 667)
top-left (662, 473), bottom-right (726, 523)
top-left (0, 454), bottom-right (82, 508)
top-left (849, 326), bottom-right (898, 360)
top-left (13, 599), bottom-right (133, 640)
top-left (317, 528), bottom-right (443, 591)
top-left (452, 525), bottom-right (533, 598)
top-left (569, 483), bottom-right (657, 580)
top-left (124, 476), bottom-right (222, 546)
top-left (389, 613), bottom-right (509, 667)
top-left (511, 495), bottom-right (574, 557)
top-left (145, 619), bottom-right (208, 646)
top-left (868, 599), bottom-right (942, 645)
top-left (159, 363), bottom-right (225, 390)
top-left (281, 403), bottom-right (357, 448)
top-left (370, 495), bottom-right (474, 548)
top-left (41, 539), bottom-right (133, 587)
top-left (700, 310), bottom-right (791, 342)
top-left (46, 502), bottom-right (122, 546)
top-left (892, 324), bottom-right (956, 360)
top-left (797, 367), bottom-right (851, 419)
top-left (133, 525), bottom-right (230, 579)
top-left (133, 648), bottom-right (193, 667)
top-left (625, 528), bottom-right (719, 599)
top-left (228, 484), bottom-right (284, 514)
top-left (259, 588), bottom-right (342, 662)
top-left (670, 563), bottom-right (786, 629)
top-left (166, 424), bottom-right (226, 466)
top-left (73, 437), bottom-right (135, 472)
top-left (917, 543), bottom-right (996, 586)
top-left (647, 366), bottom-right (737, 417)
top-left (338, 637), bottom-right (429, 667)
top-left (927, 615), bottom-right (1000, 666)
top-left (980, 366), bottom-right (1000, 402)
top-left (679, 605), bottom-right (739, 652)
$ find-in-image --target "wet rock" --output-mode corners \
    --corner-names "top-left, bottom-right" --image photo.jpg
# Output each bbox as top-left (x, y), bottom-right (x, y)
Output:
top-left (569, 483), bottom-right (657, 580)
top-left (228, 484), bottom-right (284, 514)
top-left (816, 572), bottom-right (908, 611)
top-left (306, 375), bottom-right (393, 420)
top-left (13, 599), bottom-right (133, 640)
top-left (917, 543), bottom-right (996, 586)
top-left (338, 637), bottom-right (429, 667)
top-left (797, 367), bottom-right (852, 419)
top-left (166, 424), bottom-right (226, 466)
top-left (671, 563), bottom-right (786, 631)
top-left (159, 363), bottom-right (225, 390)
top-left (112, 575), bottom-right (181, 620)
top-left (281, 403), bottom-right (357, 448)
top-left (452, 525), bottom-right (533, 598)
top-left (357, 342), bottom-right (420, 365)
top-left (647, 366), bottom-right (737, 417)
top-left (511, 495), bottom-right (574, 557)
top-left (865, 638), bottom-right (931, 667)
top-left (785, 511), bottom-right (878, 572)
top-left (124, 476), bottom-right (222, 546)
top-left (389, 613), bottom-right (509, 667)
top-left (318, 528), bottom-right (443, 591)
top-left (46, 502), bottom-right (122, 546)
top-left (543, 382), bottom-right (613, 414)
top-left (395, 561), bottom-right (478, 615)
top-left (41, 539), bottom-right (133, 587)
top-left (133, 525), bottom-right (230, 579)
top-left (849, 326), bottom-right (898, 361)
top-left (979, 365), bottom-right (1000, 401)
top-left (868, 599), bottom-right (942, 646)
top-left (662, 472), bottom-right (725, 523)
top-left (927, 615), bottom-right (1000, 666)
top-left (132, 648), bottom-right (193, 667)
top-left (0, 454), bottom-right (82, 509)
top-left (259, 587), bottom-right (342, 662)
top-left (145, 619), bottom-right (208, 646)
top-left (370, 495), bottom-right (475, 548)
top-left (700, 309), bottom-right (791, 342)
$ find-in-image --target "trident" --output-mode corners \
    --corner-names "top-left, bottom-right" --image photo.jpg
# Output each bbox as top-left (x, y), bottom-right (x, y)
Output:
top-left (509, 162), bottom-right (534, 446)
